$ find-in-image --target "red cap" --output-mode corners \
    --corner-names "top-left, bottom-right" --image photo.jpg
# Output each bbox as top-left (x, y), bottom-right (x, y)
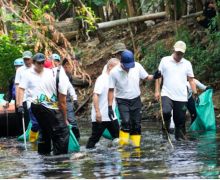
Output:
top-left (44, 59), bottom-right (53, 69)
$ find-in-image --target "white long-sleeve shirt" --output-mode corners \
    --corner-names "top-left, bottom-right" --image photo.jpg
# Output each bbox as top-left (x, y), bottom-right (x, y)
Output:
top-left (187, 79), bottom-right (207, 99)
top-left (68, 82), bottom-right (77, 101)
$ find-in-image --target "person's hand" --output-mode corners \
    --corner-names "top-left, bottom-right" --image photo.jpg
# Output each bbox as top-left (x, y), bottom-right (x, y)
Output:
top-left (154, 92), bottom-right (160, 101)
top-left (96, 111), bottom-right (102, 123)
top-left (18, 106), bottom-right (24, 113)
top-left (73, 100), bottom-right (79, 111)
top-left (193, 93), bottom-right (200, 104)
top-left (108, 106), bottom-right (114, 121)
top-left (205, 86), bottom-right (212, 91)
top-left (3, 101), bottom-right (9, 109)
top-left (153, 70), bottom-right (161, 79)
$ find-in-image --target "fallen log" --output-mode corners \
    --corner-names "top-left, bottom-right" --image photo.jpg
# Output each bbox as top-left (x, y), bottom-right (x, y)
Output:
top-left (182, 11), bottom-right (203, 19)
top-left (97, 12), bottom-right (166, 29)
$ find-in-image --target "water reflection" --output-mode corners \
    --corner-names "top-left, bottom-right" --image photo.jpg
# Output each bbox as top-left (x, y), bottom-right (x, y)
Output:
top-left (0, 120), bottom-right (220, 178)
top-left (197, 130), bottom-right (219, 178)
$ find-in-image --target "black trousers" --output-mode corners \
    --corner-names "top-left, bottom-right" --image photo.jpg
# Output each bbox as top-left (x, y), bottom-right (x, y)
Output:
top-left (187, 96), bottom-right (197, 124)
top-left (31, 103), bottom-right (69, 155)
top-left (86, 120), bottom-right (119, 149)
top-left (162, 96), bottom-right (187, 140)
top-left (116, 96), bottom-right (142, 135)
top-left (23, 101), bottom-right (30, 127)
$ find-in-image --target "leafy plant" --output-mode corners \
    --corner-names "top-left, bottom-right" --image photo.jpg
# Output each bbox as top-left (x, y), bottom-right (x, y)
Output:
top-left (0, 35), bottom-right (24, 91)
top-left (75, 6), bottom-right (100, 32)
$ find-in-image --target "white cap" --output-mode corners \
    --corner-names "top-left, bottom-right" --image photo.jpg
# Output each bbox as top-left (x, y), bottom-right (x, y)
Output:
top-left (174, 41), bottom-right (186, 53)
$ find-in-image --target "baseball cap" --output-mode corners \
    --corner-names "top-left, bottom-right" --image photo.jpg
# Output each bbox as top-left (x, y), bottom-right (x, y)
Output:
top-left (51, 53), bottom-right (61, 61)
top-left (33, 53), bottom-right (45, 62)
top-left (14, 58), bottom-right (24, 66)
top-left (44, 59), bottom-right (53, 68)
top-left (121, 50), bottom-right (135, 69)
top-left (22, 51), bottom-right (33, 59)
top-left (111, 42), bottom-right (126, 55)
top-left (174, 41), bottom-right (186, 53)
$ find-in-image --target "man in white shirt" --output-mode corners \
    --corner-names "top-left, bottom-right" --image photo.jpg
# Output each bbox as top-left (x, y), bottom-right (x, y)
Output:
top-left (15, 51), bottom-right (33, 138)
top-left (108, 50), bottom-right (161, 147)
top-left (86, 58), bottom-right (120, 149)
top-left (62, 58), bottom-right (80, 141)
top-left (187, 79), bottom-right (209, 123)
top-left (50, 53), bottom-right (61, 67)
top-left (155, 41), bottom-right (197, 141)
top-left (19, 53), bottom-right (70, 155)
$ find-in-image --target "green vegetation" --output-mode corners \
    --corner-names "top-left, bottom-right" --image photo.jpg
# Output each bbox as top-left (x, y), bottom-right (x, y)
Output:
top-left (0, 35), bottom-right (24, 91)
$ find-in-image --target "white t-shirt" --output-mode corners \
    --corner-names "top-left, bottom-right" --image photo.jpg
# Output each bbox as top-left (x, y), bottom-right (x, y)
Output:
top-left (68, 82), bottom-right (77, 101)
top-left (109, 62), bottom-right (148, 99)
top-left (19, 66), bottom-right (69, 109)
top-left (159, 55), bottom-right (194, 102)
top-left (15, 65), bottom-right (32, 102)
top-left (102, 64), bottom-right (107, 74)
top-left (91, 73), bottom-right (116, 122)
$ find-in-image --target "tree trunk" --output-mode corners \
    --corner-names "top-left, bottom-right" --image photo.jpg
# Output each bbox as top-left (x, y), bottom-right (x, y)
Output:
top-left (194, 0), bottom-right (203, 12)
top-left (126, 0), bottom-right (136, 17)
top-left (0, 6), bottom-right (8, 35)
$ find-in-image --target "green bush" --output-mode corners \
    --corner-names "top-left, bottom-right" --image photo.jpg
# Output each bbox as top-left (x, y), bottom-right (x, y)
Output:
top-left (0, 35), bottom-right (24, 92)
top-left (140, 40), bottom-right (170, 73)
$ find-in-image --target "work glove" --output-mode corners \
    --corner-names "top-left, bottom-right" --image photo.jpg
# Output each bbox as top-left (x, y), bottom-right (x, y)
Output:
top-left (3, 101), bottom-right (9, 109)
top-left (205, 86), bottom-right (212, 91)
top-left (153, 70), bottom-right (162, 79)
top-left (73, 100), bottom-right (79, 111)
top-left (18, 106), bottom-right (24, 113)
top-left (193, 93), bottom-right (200, 104)
top-left (108, 106), bottom-right (114, 121)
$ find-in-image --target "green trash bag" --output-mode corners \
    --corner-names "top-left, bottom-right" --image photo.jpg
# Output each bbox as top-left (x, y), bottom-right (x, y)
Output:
top-left (189, 89), bottom-right (216, 131)
top-left (102, 107), bottom-right (121, 140)
top-left (68, 124), bottom-right (80, 153)
top-left (17, 121), bottom-right (32, 141)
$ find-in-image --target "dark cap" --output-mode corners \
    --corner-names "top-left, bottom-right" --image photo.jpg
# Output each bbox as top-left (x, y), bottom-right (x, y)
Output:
top-left (33, 53), bottom-right (45, 62)
top-left (121, 50), bottom-right (135, 69)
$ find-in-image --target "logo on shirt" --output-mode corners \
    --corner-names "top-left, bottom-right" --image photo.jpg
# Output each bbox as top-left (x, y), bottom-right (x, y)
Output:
top-left (35, 93), bottom-right (58, 109)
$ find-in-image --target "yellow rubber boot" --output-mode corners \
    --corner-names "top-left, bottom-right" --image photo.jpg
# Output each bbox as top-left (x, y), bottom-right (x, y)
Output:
top-left (29, 130), bottom-right (39, 143)
top-left (119, 130), bottom-right (130, 146)
top-left (130, 135), bottom-right (141, 148)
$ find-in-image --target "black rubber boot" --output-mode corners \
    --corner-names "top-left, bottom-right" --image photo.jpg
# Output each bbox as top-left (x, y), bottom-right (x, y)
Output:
top-left (175, 127), bottom-right (187, 141)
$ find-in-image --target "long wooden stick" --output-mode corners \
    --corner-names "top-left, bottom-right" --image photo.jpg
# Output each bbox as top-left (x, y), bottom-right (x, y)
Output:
top-left (159, 95), bottom-right (174, 149)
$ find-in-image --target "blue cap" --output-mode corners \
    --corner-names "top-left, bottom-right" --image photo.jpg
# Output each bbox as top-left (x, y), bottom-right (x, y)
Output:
top-left (14, 58), bottom-right (24, 66)
top-left (121, 50), bottom-right (135, 69)
top-left (51, 53), bottom-right (61, 61)
top-left (33, 53), bottom-right (45, 62)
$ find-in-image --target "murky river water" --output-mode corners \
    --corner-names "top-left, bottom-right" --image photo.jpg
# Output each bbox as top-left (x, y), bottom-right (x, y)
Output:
top-left (0, 119), bottom-right (220, 179)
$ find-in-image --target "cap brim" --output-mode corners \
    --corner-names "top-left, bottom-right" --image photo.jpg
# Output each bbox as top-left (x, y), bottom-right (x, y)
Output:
top-left (174, 48), bottom-right (185, 53)
top-left (36, 58), bottom-right (45, 62)
top-left (23, 56), bottom-right (32, 59)
top-left (111, 48), bottom-right (126, 55)
top-left (122, 62), bottom-right (135, 69)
